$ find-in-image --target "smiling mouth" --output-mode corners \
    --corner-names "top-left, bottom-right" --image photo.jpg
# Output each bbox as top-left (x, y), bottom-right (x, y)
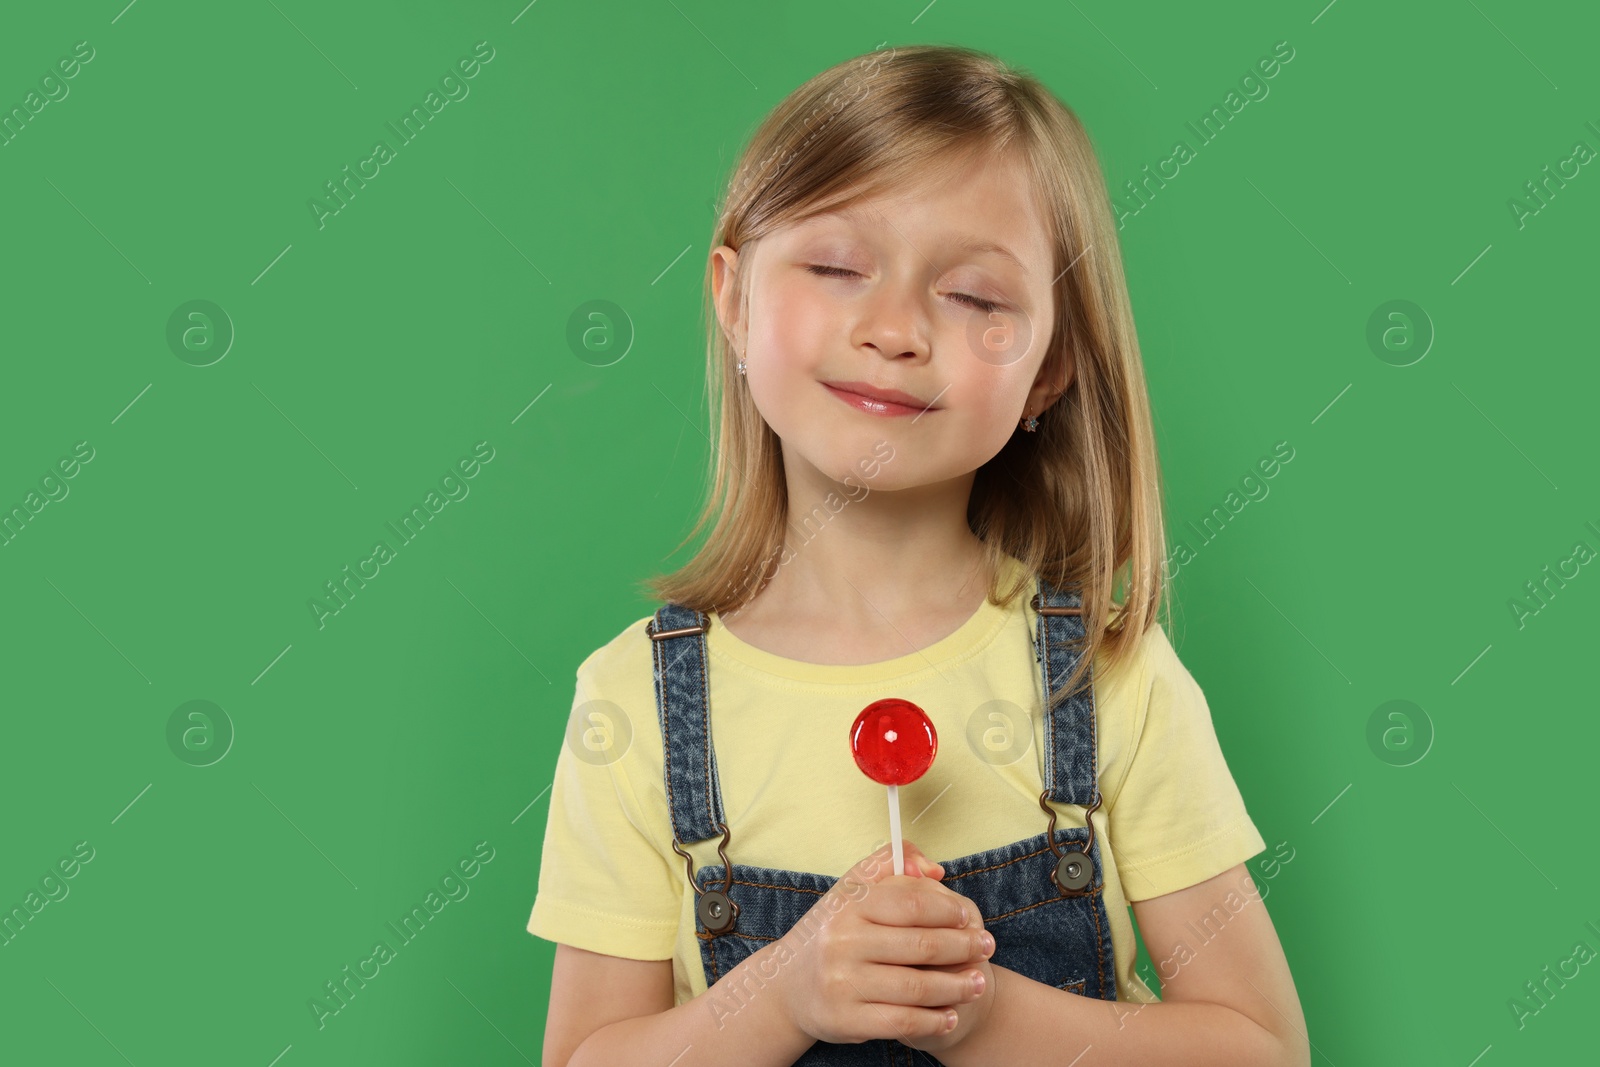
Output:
top-left (820, 382), bottom-right (940, 418)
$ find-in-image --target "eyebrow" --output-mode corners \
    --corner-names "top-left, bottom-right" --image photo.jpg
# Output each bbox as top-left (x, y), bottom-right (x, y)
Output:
top-left (804, 205), bottom-right (1030, 272)
top-left (949, 236), bottom-right (1027, 270)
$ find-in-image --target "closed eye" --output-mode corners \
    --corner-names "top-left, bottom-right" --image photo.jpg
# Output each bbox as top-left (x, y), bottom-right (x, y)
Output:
top-left (804, 265), bottom-right (1005, 314)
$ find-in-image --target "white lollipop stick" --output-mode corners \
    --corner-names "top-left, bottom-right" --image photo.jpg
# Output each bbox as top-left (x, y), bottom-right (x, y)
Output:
top-left (888, 782), bottom-right (903, 876)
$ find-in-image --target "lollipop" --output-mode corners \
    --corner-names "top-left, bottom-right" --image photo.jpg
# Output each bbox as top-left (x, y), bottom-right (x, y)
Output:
top-left (850, 698), bottom-right (938, 876)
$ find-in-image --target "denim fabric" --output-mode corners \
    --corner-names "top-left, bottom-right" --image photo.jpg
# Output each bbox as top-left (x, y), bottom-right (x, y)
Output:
top-left (647, 575), bottom-right (1115, 1065)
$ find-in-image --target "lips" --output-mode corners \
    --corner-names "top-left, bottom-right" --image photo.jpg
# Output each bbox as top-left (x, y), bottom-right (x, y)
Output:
top-left (820, 380), bottom-right (940, 418)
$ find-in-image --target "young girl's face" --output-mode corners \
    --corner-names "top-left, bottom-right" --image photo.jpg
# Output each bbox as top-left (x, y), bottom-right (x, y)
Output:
top-left (712, 149), bottom-right (1065, 494)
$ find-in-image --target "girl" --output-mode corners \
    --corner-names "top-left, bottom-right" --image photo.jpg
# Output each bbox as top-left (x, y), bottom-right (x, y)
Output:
top-left (530, 44), bottom-right (1308, 1067)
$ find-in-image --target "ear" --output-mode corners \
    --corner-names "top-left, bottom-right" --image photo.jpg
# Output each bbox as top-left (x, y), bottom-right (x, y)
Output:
top-left (1023, 344), bottom-right (1073, 422)
top-left (710, 245), bottom-right (745, 356)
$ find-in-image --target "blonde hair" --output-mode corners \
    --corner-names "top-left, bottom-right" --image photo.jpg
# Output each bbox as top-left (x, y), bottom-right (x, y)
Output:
top-left (641, 43), bottom-right (1170, 700)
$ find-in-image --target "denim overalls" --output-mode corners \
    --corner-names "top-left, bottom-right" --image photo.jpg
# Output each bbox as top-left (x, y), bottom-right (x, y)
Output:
top-left (646, 574), bottom-right (1117, 1065)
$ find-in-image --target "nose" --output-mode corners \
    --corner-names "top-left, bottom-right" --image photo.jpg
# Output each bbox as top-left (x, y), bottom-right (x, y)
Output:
top-left (854, 277), bottom-right (932, 363)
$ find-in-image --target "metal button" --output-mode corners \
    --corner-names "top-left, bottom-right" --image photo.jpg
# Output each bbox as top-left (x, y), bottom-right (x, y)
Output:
top-left (1054, 850), bottom-right (1092, 892)
top-left (697, 889), bottom-right (737, 934)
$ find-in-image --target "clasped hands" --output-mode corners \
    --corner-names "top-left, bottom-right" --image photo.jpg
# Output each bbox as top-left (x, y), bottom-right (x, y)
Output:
top-left (774, 839), bottom-right (998, 1055)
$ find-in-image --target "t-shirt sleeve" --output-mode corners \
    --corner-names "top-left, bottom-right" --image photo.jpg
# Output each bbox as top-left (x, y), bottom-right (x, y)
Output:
top-left (525, 655), bottom-right (682, 959)
top-left (1106, 621), bottom-right (1267, 903)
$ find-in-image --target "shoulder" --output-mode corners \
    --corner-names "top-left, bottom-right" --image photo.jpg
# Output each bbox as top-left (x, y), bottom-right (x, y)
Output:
top-left (1100, 613), bottom-right (1250, 818)
top-left (1090, 608), bottom-right (1187, 703)
top-left (1113, 616), bottom-right (1207, 734)
top-left (566, 612), bottom-right (670, 810)
top-left (1125, 615), bottom-right (1194, 699)
top-left (571, 610), bottom-right (660, 752)
top-left (1093, 617), bottom-right (1267, 897)
top-left (574, 611), bottom-right (658, 689)
top-left (1091, 614), bottom-right (1209, 797)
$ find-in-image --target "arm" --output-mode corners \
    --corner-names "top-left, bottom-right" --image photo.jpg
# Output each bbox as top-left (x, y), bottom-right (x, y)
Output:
top-left (546, 942), bottom-right (814, 1067)
top-left (933, 863), bottom-right (1311, 1067)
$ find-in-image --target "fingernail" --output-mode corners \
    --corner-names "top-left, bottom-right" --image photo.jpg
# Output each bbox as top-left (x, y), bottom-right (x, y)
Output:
top-left (981, 931), bottom-right (995, 956)
top-left (970, 970), bottom-right (986, 996)
top-left (944, 1008), bottom-right (959, 1032)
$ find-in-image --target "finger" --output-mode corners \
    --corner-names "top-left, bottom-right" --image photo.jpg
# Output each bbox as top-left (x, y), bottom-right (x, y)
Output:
top-left (903, 840), bottom-right (945, 879)
top-left (857, 878), bottom-right (972, 930)
top-left (855, 960), bottom-right (983, 1008)
top-left (851, 1001), bottom-right (959, 1044)
top-left (860, 840), bottom-right (944, 882)
top-left (850, 846), bottom-right (891, 887)
top-left (859, 919), bottom-right (993, 968)
top-left (856, 842), bottom-right (922, 883)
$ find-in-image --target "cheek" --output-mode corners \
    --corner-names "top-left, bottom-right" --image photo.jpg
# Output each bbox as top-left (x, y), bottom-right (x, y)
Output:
top-left (953, 368), bottom-right (1030, 425)
top-left (939, 372), bottom-right (1033, 453)
top-left (749, 276), bottom-right (832, 370)
top-left (744, 279), bottom-right (841, 433)
top-left (743, 289), bottom-right (830, 437)
top-left (967, 395), bottom-right (1026, 454)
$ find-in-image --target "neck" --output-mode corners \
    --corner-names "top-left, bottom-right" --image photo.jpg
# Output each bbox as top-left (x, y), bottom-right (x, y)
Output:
top-left (743, 443), bottom-right (992, 625)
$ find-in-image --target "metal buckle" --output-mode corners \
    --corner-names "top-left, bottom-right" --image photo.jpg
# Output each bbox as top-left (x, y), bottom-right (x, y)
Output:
top-left (1040, 789), bottom-right (1101, 895)
top-left (648, 618), bottom-right (709, 641)
top-left (1030, 593), bottom-right (1083, 617)
top-left (672, 821), bottom-right (739, 935)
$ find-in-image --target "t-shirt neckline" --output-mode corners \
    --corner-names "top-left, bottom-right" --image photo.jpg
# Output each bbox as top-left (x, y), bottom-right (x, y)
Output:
top-left (705, 555), bottom-right (1031, 686)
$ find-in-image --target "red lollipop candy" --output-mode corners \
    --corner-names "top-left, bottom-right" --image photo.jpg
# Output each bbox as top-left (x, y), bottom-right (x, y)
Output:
top-left (851, 699), bottom-right (938, 876)
top-left (851, 698), bottom-right (938, 785)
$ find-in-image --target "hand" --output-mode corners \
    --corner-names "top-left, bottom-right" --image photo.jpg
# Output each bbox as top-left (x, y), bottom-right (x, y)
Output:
top-left (864, 849), bottom-right (1000, 1056)
top-left (774, 839), bottom-right (992, 1047)
top-left (865, 850), bottom-right (999, 1056)
top-left (895, 932), bottom-right (998, 1056)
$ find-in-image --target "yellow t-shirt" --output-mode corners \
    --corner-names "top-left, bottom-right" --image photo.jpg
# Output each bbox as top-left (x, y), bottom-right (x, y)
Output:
top-left (526, 555), bottom-right (1267, 1007)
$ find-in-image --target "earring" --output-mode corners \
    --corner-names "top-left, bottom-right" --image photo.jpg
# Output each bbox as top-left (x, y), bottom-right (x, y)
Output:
top-left (736, 354), bottom-right (747, 376)
top-left (1022, 415), bottom-right (1039, 432)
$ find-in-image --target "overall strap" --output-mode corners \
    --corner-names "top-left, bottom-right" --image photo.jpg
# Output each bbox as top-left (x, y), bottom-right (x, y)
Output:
top-left (646, 604), bottom-right (726, 846)
top-left (1033, 576), bottom-right (1099, 807)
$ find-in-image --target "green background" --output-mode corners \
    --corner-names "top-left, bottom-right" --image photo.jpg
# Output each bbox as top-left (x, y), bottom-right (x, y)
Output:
top-left (2, 1), bottom-right (1595, 1064)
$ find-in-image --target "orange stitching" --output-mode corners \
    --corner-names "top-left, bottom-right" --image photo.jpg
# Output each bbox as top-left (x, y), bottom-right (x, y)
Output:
top-left (725, 878), bottom-right (826, 894)
top-left (715, 870), bottom-right (1100, 924)
top-left (1087, 618), bottom-right (1100, 807)
top-left (654, 622), bottom-right (680, 849)
top-left (1047, 587), bottom-right (1111, 998)
top-left (941, 838), bottom-right (1074, 882)
top-left (1091, 865), bottom-right (1107, 994)
top-left (983, 884), bottom-right (1102, 924)
top-left (942, 846), bottom-right (1041, 881)
top-left (1041, 581), bottom-right (1056, 794)
top-left (716, 929), bottom-right (779, 943)
top-left (696, 618), bottom-right (716, 831)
